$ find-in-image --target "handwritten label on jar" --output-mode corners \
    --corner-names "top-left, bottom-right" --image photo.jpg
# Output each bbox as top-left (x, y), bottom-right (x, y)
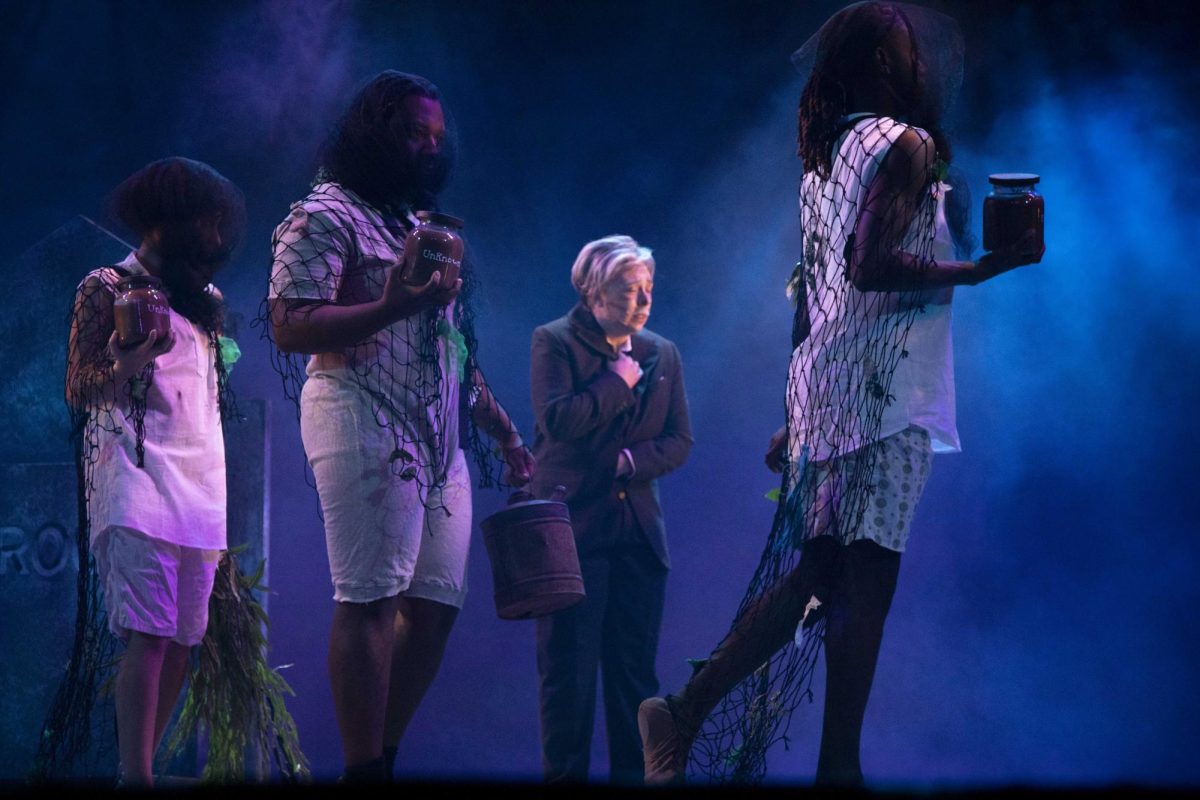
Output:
top-left (114, 275), bottom-right (172, 348)
top-left (403, 212), bottom-right (465, 287)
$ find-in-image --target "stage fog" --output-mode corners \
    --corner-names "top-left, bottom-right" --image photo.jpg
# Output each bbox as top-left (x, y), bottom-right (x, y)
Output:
top-left (1, 0), bottom-right (1196, 788)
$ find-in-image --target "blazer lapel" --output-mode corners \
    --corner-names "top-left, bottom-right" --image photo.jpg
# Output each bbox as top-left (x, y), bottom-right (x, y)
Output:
top-left (568, 303), bottom-right (616, 360)
top-left (630, 334), bottom-right (658, 399)
top-left (568, 304), bottom-right (658, 406)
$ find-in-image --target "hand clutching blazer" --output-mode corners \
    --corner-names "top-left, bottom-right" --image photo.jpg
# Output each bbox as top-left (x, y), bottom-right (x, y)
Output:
top-left (529, 303), bottom-right (693, 569)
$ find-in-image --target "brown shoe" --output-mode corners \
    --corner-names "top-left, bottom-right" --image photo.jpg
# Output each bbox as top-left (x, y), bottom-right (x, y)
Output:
top-left (638, 696), bottom-right (689, 785)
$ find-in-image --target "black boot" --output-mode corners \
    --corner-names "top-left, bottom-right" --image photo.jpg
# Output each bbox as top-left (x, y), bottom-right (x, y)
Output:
top-left (338, 755), bottom-right (388, 784)
top-left (815, 538), bottom-right (902, 788)
top-left (640, 535), bottom-right (840, 783)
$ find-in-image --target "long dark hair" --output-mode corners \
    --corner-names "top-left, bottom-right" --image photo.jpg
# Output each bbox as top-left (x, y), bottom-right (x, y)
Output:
top-left (798, 2), bottom-right (948, 178)
top-left (318, 70), bottom-right (449, 211)
top-left (797, 3), bottom-right (970, 251)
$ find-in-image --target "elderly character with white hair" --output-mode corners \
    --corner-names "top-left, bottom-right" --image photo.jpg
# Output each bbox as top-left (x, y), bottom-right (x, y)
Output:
top-left (528, 234), bottom-right (693, 784)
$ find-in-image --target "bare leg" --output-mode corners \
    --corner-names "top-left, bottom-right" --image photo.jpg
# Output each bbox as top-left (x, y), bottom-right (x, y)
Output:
top-left (640, 535), bottom-right (841, 784)
top-left (329, 594), bottom-right (402, 771)
top-left (115, 632), bottom-right (170, 786)
top-left (815, 539), bottom-right (901, 787)
top-left (674, 536), bottom-right (840, 734)
top-left (383, 596), bottom-right (460, 753)
top-left (151, 641), bottom-right (192, 757)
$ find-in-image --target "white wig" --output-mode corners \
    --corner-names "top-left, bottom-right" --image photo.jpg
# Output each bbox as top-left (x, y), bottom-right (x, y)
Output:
top-left (570, 234), bottom-right (654, 306)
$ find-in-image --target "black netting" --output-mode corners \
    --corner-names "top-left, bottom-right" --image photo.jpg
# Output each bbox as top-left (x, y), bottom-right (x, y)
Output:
top-left (34, 265), bottom-right (158, 780)
top-left (684, 112), bottom-right (944, 783)
top-left (259, 180), bottom-right (508, 515)
top-left (657, 4), bottom-right (974, 781)
top-left (34, 260), bottom-right (269, 781)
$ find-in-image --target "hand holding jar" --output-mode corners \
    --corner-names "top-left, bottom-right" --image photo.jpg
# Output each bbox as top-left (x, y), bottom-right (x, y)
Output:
top-left (113, 274), bottom-right (171, 347)
top-left (380, 258), bottom-right (462, 321)
top-left (402, 211), bottom-right (465, 289)
top-left (976, 173), bottom-right (1045, 281)
top-left (106, 326), bottom-right (176, 383)
top-left (109, 273), bottom-right (177, 380)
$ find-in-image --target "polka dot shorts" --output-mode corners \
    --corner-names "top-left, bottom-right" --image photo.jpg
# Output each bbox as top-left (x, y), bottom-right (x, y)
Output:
top-left (792, 425), bottom-right (933, 552)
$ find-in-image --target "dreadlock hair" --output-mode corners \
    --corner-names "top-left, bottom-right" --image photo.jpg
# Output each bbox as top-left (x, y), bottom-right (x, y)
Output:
top-left (110, 156), bottom-right (245, 332)
top-left (797, 2), bottom-right (971, 266)
top-left (798, 2), bottom-right (944, 179)
top-left (318, 70), bottom-right (450, 212)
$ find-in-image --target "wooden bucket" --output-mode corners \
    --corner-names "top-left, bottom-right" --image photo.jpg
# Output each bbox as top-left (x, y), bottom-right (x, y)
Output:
top-left (480, 493), bottom-right (585, 620)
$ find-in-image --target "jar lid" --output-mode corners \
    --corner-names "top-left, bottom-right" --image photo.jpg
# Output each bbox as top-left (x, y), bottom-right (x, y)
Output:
top-left (116, 274), bottom-right (164, 291)
top-left (988, 173), bottom-right (1040, 187)
top-left (415, 210), bottom-right (464, 229)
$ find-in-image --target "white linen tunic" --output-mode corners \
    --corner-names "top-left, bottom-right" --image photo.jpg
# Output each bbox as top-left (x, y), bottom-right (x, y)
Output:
top-left (788, 114), bottom-right (960, 464)
top-left (87, 252), bottom-right (227, 550)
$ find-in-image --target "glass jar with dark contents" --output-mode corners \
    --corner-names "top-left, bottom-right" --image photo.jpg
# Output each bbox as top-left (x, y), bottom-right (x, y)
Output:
top-left (983, 173), bottom-right (1043, 253)
top-left (402, 211), bottom-right (464, 287)
top-left (113, 275), bottom-right (171, 348)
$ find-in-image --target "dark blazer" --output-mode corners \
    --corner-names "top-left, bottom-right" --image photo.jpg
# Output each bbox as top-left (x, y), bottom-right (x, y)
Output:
top-left (530, 303), bottom-right (692, 569)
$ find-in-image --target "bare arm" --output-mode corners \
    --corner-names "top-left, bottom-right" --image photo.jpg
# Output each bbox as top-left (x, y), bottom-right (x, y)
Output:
top-left (469, 367), bottom-right (535, 485)
top-left (469, 367), bottom-right (521, 448)
top-left (269, 266), bottom-right (461, 354)
top-left (209, 284), bottom-right (226, 336)
top-left (847, 128), bottom-right (1042, 293)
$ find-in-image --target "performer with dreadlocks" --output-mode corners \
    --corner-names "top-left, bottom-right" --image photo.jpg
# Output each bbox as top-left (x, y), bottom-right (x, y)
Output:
top-left (61, 157), bottom-right (245, 786)
top-left (640, 1), bottom-right (1043, 787)
top-left (266, 70), bottom-right (536, 783)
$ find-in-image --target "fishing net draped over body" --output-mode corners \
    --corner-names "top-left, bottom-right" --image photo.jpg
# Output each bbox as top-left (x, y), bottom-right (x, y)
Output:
top-left (33, 268), bottom-right (136, 778)
top-left (688, 3), bottom-right (965, 782)
top-left (262, 180), bottom-right (503, 514)
top-left (35, 260), bottom-right (306, 782)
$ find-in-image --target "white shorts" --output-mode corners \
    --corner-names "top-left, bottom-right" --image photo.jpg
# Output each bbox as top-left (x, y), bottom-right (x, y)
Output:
top-left (792, 425), bottom-right (933, 552)
top-left (300, 374), bottom-right (472, 607)
top-left (94, 525), bottom-right (221, 646)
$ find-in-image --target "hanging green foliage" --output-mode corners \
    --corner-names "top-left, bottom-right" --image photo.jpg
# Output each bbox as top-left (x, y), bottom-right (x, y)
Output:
top-left (165, 549), bottom-right (309, 783)
top-left (217, 335), bottom-right (242, 373)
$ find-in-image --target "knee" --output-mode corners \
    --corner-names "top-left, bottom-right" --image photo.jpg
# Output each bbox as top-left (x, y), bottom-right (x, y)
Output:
top-left (165, 640), bottom-right (192, 661)
top-left (335, 595), bottom-right (402, 633)
top-left (122, 631), bottom-right (172, 667)
top-left (405, 601), bottom-right (459, 649)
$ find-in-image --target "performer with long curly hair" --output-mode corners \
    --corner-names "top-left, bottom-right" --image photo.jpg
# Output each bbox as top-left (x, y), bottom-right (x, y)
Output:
top-left (640, 2), bottom-right (1043, 787)
top-left (266, 70), bottom-right (536, 783)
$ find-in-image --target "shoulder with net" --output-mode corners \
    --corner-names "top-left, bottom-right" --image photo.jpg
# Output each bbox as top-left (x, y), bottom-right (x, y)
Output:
top-left (280, 182), bottom-right (403, 251)
top-left (879, 123), bottom-right (937, 184)
top-left (845, 116), bottom-right (930, 161)
top-left (272, 185), bottom-right (370, 264)
top-left (835, 117), bottom-right (936, 196)
top-left (74, 264), bottom-right (130, 298)
top-left (276, 184), bottom-right (351, 234)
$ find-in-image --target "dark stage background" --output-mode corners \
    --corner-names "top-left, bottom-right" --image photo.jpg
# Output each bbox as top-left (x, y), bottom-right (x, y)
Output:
top-left (2, 0), bottom-right (1197, 789)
